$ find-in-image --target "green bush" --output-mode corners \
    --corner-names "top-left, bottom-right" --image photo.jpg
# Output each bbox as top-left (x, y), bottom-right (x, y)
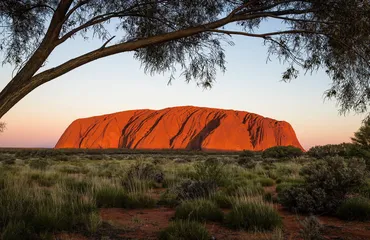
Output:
top-left (225, 202), bottom-right (282, 231)
top-left (262, 146), bottom-right (303, 159)
top-left (307, 143), bottom-right (370, 159)
top-left (279, 157), bottom-right (366, 214)
top-left (95, 187), bottom-right (127, 208)
top-left (337, 197), bottom-right (370, 221)
top-left (175, 199), bottom-right (223, 222)
top-left (159, 220), bottom-right (210, 240)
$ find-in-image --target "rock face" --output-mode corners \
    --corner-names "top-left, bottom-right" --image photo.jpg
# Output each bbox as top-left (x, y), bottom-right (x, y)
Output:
top-left (55, 106), bottom-right (303, 151)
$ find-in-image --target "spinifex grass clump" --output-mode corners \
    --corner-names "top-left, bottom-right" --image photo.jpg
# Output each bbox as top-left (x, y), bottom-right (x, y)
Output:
top-left (225, 200), bottom-right (282, 231)
top-left (159, 220), bottom-right (210, 240)
top-left (0, 175), bottom-right (99, 239)
top-left (174, 199), bottom-right (224, 222)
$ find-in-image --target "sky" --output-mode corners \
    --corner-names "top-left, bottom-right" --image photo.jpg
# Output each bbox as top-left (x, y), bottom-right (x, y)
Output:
top-left (0, 20), bottom-right (366, 150)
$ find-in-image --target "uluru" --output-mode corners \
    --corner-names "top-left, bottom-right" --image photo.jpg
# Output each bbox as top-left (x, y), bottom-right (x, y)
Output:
top-left (55, 106), bottom-right (303, 151)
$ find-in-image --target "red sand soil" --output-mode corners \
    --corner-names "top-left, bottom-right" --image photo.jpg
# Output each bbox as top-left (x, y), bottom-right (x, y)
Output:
top-left (54, 187), bottom-right (370, 239)
top-left (96, 206), bottom-right (370, 240)
top-left (55, 106), bottom-right (303, 151)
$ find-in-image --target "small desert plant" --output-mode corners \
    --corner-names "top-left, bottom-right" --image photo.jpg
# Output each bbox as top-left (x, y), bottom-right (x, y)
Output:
top-left (95, 187), bottom-right (127, 208)
top-left (298, 216), bottom-right (324, 240)
top-left (159, 220), bottom-right (210, 240)
top-left (174, 180), bottom-right (217, 200)
top-left (336, 197), bottom-right (370, 221)
top-left (174, 199), bottom-right (224, 222)
top-left (225, 201), bottom-right (282, 231)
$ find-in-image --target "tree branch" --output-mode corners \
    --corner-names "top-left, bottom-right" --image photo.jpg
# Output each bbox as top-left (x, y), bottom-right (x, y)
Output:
top-left (208, 29), bottom-right (320, 39)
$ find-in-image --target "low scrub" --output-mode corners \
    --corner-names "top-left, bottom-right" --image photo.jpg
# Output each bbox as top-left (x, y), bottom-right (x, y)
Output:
top-left (337, 197), bottom-right (370, 221)
top-left (262, 146), bottom-right (303, 159)
top-left (279, 157), bottom-right (366, 214)
top-left (225, 201), bottom-right (282, 231)
top-left (175, 199), bottom-right (224, 222)
top-left (159, 220), bottom-right (210, 240)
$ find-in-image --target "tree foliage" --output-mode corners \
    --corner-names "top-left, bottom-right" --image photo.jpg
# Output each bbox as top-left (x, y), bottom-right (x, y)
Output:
top-left (351, 118), bottom-right (370, 147)
top-left (0, 0), bottom-right (369, 118)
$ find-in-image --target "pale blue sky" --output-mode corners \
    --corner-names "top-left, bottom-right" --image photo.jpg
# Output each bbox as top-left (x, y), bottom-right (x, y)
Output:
top-left (0, 20), bottom-right (365, 149)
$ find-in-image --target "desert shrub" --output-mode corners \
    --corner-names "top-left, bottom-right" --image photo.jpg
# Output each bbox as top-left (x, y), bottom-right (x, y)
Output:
top-left (225, 201), bottom-right (282, 231)
top-left (175, 199), bottom-right (223, 222)
top-left (125, 193), bottom-right (156, 209)
top-left (298, 216), bottom-right (324, 240)
top-left (336, 197), bottom-right (370, 221)
top-left (211, 191), bottom-right (234, 208)
top-left (159, 220), bottom-right (210, 240)
top-left (256, 177), bottom-right (274, 187)
top-left (262, 146), bottom-right (303, 159)
top-left (174, 180), bottom-right (217, 200)
top-left (95, 187), bottom-right (127, 208)
top-left (279, 187), bottom-right (332, 214)
top-left (158, 190), bottom-right (179, 207)
top-left (193, 158), bottom-right (227, 185)
top-left (307, 143), bottom-right (370, 159)
top-left (279, 157), bottom-right (366, 214)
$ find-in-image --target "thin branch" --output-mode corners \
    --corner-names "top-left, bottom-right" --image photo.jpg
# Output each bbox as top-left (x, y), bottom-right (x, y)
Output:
top-left (63, 0), bottom-right (89, 24)
top-left (100, 36), bottom-right (116, 49)
top-left (208, 29), bottom-right (320, 39)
